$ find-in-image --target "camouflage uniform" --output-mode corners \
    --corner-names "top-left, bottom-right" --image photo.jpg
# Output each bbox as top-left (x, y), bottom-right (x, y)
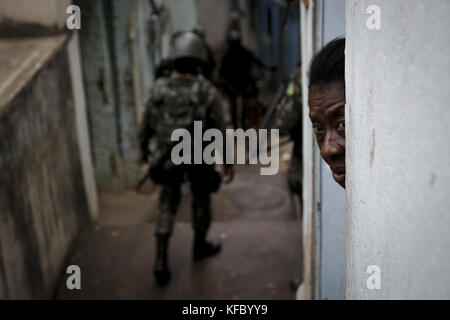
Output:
top-left (139, 73), bottom-right (227, 237)
top-left (273, 67), bottom-right (302, 196)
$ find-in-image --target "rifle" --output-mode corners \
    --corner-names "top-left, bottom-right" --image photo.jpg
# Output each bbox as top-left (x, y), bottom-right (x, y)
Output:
top-left (136, 170), bottom-right (152, 191)
top-left (259, 80), bottom-right (288, 130)
top-left (248, 81), bottom-right (289, 160)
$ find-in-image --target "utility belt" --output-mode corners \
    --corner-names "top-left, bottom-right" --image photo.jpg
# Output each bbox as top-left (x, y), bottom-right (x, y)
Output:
top-left (149, 162), bottom-right (222, 193)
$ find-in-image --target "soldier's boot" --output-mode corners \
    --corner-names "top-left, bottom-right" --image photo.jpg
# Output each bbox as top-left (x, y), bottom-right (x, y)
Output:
top-left (193, 230), bottom-right (221, 261)
top-left (154, 235), bottom-right (171, 286)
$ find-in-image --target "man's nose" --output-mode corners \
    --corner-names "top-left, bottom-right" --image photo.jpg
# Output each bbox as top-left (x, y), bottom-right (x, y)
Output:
top-left (320, 131), bottom-right (343, 162)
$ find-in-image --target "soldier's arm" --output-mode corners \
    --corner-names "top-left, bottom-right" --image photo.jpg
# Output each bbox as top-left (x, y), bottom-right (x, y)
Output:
top-left (138, 98), bottom-right (155, 162)
top-left (208, 87), bottom-right (227, 134)
top-left (208, 86), bottom-right (234, 183)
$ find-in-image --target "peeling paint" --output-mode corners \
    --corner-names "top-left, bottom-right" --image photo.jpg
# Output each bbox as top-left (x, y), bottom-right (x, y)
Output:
top-left (0, 42), bottom-right (89, 299)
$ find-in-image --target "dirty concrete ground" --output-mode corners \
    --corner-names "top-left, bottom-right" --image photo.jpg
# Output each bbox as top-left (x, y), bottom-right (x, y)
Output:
top-left (56, 142), bottom-right (302, 300)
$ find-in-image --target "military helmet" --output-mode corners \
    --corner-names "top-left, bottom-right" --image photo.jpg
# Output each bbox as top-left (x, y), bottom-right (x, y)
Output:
top-left (192, 25), bottom-right (206, 39)
top-left (171, 31), bottom-right (208, 63)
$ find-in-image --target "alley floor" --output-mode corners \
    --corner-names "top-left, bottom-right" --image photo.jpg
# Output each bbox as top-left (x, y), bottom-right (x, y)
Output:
top-left (55, 143), bottom-right (302, 300)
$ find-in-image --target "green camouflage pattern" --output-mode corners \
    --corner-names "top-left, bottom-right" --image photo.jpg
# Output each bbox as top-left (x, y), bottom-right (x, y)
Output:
top-left (139, 73), bottom-right (226, 236)
top-left (273, 67), bottom-right (303, 195)
top-left (139, 73), bottom-right (227, 171)
top-left (156, 167), bottom-right (214, 236)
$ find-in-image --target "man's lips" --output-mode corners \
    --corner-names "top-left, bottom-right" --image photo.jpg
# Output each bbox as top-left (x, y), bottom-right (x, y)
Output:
top-left (331, 167), bottom-right (345, 183)
top-left (332, 171), bottom-right (345, 183)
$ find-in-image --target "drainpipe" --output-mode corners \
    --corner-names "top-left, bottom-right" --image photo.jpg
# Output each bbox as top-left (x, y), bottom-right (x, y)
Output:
top-left (128, 0), bottom-right (142, 125)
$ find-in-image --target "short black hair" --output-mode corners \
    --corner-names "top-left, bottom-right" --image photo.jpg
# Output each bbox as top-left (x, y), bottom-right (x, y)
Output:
top-left (308, 38), bottom-right (345, 88)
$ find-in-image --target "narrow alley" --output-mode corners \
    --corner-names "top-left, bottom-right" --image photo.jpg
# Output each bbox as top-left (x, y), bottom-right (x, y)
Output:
top-left (3, 0), bottom-right (450, 303)
top-left (0, 0), bottom-right (307, 300)
top-left (56, 158), bottom-right (302, 299)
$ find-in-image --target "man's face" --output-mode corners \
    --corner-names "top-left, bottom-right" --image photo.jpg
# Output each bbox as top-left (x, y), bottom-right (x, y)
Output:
top-left (308, 81), bottom-right (346, 188)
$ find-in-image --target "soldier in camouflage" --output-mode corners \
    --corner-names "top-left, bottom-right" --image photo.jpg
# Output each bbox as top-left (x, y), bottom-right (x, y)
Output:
top-left (139, 31), bottom-right (234, 286)
top-left (273, 65), bottom-right (303, 202)
top-left (272, 65), bottom-right (303, 291)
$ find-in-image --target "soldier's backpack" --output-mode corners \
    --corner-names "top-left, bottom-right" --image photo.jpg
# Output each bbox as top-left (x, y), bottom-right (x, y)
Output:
top-left (146, 77), bottom-right (212, 185)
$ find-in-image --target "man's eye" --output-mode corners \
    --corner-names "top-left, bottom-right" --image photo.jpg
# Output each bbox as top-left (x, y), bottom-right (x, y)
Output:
top-left (337, 120), bottom-right (345, 131)
top-left (313, 124), bottom-right (324, 135)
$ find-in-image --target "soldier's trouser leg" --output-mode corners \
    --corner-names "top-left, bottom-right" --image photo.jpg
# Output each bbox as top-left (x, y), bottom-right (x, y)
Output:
top-left (155, 183), bottom-right (181, 237)
top-left (154, 234), bottom-right (171, 285)
top-left (190, 179), bottom-right (221, 260)
top-left (191, 189), bottom-right (211, 234)
top-left (153, 183), bottom-right (180, 285)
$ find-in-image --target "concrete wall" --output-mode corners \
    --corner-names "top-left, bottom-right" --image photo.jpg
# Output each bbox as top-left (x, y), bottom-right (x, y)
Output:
top-left (296, 0), bottom-right (318, 300)
top-left (317, 0), bottom-right (346, 300)
top-left (67, 32), bottom-right (99, 220)
top-left (346, 0), bottom-right (450, 299)
top-left (76, 0), bottom-right (158, 191)
top-left (297, 0), bottom-right (346, 300)
top-left (0, 0), bottom-right (71, 36)
top-left (75, 0), bottom-right (201, 191)
top-left (0, 36), bottom-right (90, 299)
top-left (196, 0), bottom-right (232, 51)
top-left (195, 0), bottom-right (260, 59)
top-left (173, 0), bottom-right (197, 32)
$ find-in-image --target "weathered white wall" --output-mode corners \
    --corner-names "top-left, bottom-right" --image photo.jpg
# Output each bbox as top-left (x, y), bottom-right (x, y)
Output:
top-left (0, 35), bottom-right (90, 299)
top-left (318, 0), bottom-right (346, 300)
top-left (297, 0), bottom-right (347, 300)
top-left (296, 0), bottom-right (317, 300)
top-left (172, 0), bottom-right (197, 32)
top-left (195, 0), bottom-right (258, 55)
top-left (67, 33), bottom-right (99, 220)
top-left (0, 0), bottom-right (71, 28)
top-left (195, 0), bottom-right (231, 51)
top-left (346, 0), bottom-right (450, 299)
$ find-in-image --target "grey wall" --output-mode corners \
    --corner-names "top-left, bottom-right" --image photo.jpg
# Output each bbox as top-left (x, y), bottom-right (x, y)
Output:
top-left (173, 0), bottom-right (197, 32)
top-left (317, 0), bottom-right (346, 300)
top-left (76, 0), bottom-right (123, 191)
top-left (0, 0), bottom-right (70, 26)
top-left (297, 0), bottom-right (346, 300)
top-left (67, 32), bottom-right (99, 220)
top-left (297, 0), bottom-right (318, 300)
top-left (77, 0), bottom-right (157, 191)
top-left (195, 0), bottom-right (232, 51)
top-left (0, 37), bottom-right (90, 299)
top-left (346, 0), bottom-right (450, 299)
top-left (0, 0), bottom-right (70, 36)
top-left (76, 0), bottom-right (183, 191)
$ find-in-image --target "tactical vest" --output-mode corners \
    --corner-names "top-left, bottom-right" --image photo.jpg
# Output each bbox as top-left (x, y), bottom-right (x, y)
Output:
top-left (147, 76), bottom-right (209, 184)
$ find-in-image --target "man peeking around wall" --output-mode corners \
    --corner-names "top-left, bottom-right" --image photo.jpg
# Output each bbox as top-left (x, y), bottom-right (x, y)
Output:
top-left (308, 38), bottom-right (346, 188)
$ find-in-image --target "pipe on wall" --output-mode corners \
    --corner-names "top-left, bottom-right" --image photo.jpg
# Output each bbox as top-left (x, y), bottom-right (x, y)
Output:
top-left (128, 0), bottom-right (143, 125)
